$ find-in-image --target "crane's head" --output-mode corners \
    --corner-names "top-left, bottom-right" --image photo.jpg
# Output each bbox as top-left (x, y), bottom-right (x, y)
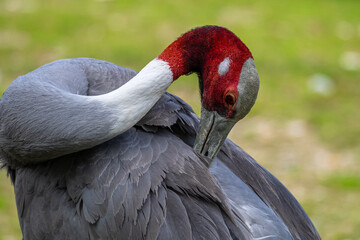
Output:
top-left (195, 60), bottom-right (259, 160)
top-left (159, 26), bottom-right (260, 160)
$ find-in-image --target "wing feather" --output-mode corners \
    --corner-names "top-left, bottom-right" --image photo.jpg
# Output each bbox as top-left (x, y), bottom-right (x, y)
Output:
top-left (216, 140), bottom-right (321, 240)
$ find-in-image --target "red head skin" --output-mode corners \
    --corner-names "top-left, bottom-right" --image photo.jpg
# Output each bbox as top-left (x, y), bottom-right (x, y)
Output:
top-left (158, 26), bottom-right (253, 118)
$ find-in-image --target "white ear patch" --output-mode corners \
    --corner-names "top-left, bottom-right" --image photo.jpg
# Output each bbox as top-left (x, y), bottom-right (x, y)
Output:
top-left (218, 57), bottom-right (231, 76)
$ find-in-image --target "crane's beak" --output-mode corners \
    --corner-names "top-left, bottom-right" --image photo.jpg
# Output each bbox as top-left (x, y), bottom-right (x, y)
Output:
top-left (193, 107), bottom-right (236, 162)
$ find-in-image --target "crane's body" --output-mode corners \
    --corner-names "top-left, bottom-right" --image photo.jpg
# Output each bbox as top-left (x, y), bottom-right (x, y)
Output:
top-left (0, 27), bottom-right (320, 239)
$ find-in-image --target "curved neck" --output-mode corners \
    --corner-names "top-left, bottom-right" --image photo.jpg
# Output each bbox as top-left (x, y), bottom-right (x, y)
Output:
top-left (1, 59), bottom-right (173, 166)
top-left (2, 26), bottom-right (246, 166)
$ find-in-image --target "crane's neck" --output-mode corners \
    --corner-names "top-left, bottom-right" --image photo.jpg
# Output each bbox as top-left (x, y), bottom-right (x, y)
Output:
top-left (1, 26), bottom-right (253, 166)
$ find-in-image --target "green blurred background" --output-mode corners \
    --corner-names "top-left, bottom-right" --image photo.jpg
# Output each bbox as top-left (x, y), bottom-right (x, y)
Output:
top-left (0, 0), bottom-right (359, 239)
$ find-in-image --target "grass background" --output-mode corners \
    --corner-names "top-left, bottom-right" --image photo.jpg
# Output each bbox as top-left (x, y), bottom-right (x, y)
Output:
top-left (0, 0), bottom-right (359, 239)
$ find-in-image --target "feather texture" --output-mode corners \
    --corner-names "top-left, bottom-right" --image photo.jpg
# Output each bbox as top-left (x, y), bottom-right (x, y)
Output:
top-left (0, 58), bottom-right (320, 239)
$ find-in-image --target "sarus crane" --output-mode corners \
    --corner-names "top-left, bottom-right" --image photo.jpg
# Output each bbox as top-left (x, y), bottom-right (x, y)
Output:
top-left (0, 26), bottom-right (320, 239)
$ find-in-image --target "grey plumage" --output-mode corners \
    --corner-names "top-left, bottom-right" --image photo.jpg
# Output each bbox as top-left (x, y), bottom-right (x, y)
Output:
top-left (0, 58), bottom-right (320, 239)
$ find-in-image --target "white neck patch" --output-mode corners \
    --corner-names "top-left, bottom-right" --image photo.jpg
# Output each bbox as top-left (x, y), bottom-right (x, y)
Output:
top-left (218, 57), bottom-right (231, 76)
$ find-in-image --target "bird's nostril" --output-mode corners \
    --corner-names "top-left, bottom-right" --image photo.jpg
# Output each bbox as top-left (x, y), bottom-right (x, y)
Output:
top-left (204, 151), bottom-right (209, 157)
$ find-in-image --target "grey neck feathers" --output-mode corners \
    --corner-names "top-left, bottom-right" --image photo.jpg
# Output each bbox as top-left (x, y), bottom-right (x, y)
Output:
top-left (0, 58), bottom-right (172, 167)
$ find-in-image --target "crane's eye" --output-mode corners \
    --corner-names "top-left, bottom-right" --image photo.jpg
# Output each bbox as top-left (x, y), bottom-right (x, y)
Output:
top-left (224, 92), bottom-right (237, 107)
